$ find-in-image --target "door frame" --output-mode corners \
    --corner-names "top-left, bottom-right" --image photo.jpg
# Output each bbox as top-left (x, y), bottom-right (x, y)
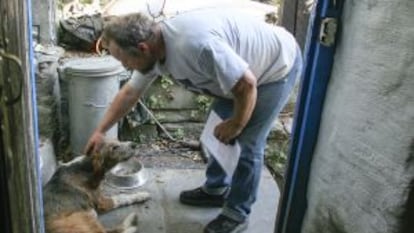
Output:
top-left (276, 0), bottom-right (345, 232)
top-left (0, 0), bottom-right (43, 232)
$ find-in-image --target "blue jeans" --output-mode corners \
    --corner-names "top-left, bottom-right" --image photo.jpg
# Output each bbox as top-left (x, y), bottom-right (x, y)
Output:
top-left (202, 50), bottom-right (303, 222)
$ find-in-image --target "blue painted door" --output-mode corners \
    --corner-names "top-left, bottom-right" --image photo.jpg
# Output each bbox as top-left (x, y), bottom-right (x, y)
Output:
top-left (276, 1), bottom-right (345, 233)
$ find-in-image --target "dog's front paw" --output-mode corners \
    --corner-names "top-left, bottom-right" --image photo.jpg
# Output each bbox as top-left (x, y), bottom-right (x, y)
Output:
top-left (112, 192), bottom-right (151, 207)
top-left (133, 191), bottom-right (151, 203)
top-left (122, 212), bottom-right (138, 228)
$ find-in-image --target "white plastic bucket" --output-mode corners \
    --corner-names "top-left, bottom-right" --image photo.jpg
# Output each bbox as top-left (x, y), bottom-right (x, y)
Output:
top-left (64, 56), bottom-right (125, 154)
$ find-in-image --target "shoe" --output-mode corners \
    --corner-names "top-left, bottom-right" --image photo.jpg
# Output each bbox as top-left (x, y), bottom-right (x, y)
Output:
top-left (179, 187), bottom-right (228, 207)
top-left (204, 214), bottom-right (248, 233)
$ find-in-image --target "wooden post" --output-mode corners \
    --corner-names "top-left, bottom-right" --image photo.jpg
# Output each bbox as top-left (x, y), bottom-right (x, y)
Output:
top-left (280, 0), bottom-right (312, 51)
top-left (0, 0), bottom-right (43, 232)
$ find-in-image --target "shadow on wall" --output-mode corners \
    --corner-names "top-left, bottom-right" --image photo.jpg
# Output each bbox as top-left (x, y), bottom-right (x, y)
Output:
top-left (400, 140), bottom-right (414, 233)
top-left (400, 179), bottom-right (414, 233)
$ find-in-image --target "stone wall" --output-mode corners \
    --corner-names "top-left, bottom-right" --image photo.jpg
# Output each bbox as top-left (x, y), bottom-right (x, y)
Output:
top-left (119, 77), bottom-right (211, 143)
top-left (34, 45), bottom-right (64, 184)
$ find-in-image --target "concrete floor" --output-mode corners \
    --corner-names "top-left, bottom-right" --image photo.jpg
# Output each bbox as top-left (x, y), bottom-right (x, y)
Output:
top-left (99, 168), bottom-right (280, 233)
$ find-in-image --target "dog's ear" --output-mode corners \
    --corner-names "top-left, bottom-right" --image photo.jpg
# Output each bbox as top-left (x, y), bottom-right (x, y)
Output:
top-left (89, 152), bottom-right (105, 188)
top-left (91, 152), bottom-right (104, 177)
top-left (92, 141), bottom-right (121, 172)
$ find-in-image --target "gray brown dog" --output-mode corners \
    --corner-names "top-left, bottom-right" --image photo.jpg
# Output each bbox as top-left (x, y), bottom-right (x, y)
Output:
top-left (43, 140), bottom-right (150, 233)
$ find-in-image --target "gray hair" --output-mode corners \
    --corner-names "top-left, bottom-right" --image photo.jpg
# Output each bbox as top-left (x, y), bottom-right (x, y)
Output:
top-left (102, 13), bottom-right (156, 56)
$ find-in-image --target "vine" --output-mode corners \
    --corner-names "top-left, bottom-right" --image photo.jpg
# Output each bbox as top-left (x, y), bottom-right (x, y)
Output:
top-left (195, 95), bottom-right (212, 113)
top-left (147, 75), bottom-right (174, 108)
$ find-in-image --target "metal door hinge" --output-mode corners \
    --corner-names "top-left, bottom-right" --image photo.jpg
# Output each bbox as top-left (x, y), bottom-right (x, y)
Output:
top-left (319, 17), bottom-right (338, 47)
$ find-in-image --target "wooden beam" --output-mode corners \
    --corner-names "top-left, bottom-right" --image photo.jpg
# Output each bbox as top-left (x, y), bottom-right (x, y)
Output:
top-left (0, 0), bottom-right (43, 232)
top-left (281, 0), bottom-right (312, 50)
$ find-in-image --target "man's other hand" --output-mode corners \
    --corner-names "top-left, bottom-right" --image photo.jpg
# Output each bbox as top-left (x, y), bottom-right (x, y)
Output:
top-left (214, 119), bottom-right (243, 145)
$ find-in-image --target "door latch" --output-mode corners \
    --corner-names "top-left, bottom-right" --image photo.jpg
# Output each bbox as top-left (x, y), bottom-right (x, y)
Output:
top-left (319, 17), bottom-right (338, 47)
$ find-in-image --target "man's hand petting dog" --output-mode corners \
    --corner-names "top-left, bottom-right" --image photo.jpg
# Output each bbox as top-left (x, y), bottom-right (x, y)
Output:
top-left (84, 131), bottom-right (106, 156)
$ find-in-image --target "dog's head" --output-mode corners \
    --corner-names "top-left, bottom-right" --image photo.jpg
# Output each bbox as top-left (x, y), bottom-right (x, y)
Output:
top-left (91, 140), bottom-right (138, 177)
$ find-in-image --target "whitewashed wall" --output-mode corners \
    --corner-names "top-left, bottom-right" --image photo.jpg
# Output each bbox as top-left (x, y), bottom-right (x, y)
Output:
top-left (302, 0), bottom-right (414, 232)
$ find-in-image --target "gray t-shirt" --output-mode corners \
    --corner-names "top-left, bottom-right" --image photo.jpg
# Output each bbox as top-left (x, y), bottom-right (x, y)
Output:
top-left (128, 9), bottom-right (298, 98)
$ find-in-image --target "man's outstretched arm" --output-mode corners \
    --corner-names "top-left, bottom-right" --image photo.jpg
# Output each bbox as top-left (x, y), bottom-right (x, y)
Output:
top-left (84, 84), bottom-right (142, 154)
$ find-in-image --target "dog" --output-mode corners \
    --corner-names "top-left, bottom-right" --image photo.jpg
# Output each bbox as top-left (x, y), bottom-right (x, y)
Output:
top-left (43, 140), bottom-right (150, 233)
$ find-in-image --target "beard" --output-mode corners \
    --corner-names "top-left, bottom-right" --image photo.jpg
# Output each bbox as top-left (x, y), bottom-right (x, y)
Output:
top-left (137, 54), bottom-right (157, 75)
top-left (138, 62), bottom-right (156, 74)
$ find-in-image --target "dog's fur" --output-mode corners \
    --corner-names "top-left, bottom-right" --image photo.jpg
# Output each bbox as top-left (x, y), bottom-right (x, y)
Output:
top-left (43, 140), bottom-right (150, 233)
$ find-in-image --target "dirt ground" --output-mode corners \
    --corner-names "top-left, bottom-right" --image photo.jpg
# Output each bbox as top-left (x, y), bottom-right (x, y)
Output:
top-left (133, 139), bottom-right (206, 169)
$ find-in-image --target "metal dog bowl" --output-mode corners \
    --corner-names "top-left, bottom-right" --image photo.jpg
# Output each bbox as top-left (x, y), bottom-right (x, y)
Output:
top-left (105, 159), bottom-right (147, 189)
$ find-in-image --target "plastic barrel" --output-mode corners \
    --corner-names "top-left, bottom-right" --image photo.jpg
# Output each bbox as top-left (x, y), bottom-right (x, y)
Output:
top-left (63, 56), bottom-right (125, 154)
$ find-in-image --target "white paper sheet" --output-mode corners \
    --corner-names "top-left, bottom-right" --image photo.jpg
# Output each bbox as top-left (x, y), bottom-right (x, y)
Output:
top-left (200, 111), bottom-right (241, 176)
